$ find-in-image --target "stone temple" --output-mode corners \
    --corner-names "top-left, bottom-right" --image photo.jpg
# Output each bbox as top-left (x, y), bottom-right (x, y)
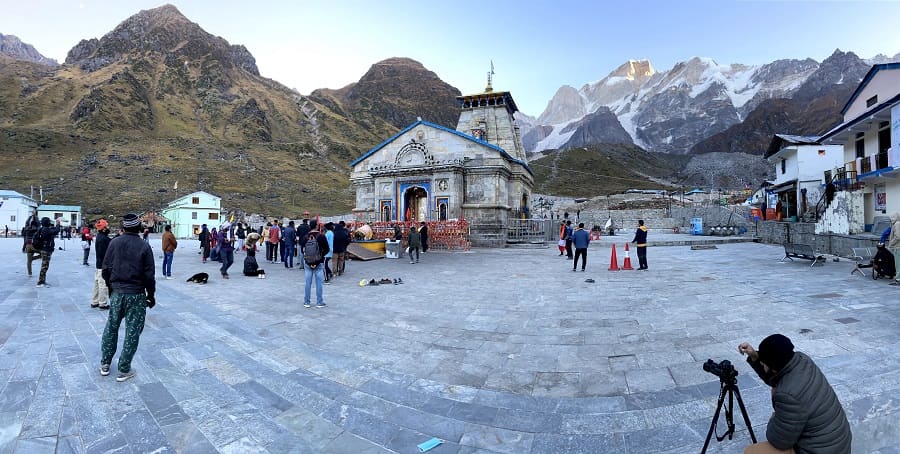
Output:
top-left (349, 78), bottom-right (534, 247)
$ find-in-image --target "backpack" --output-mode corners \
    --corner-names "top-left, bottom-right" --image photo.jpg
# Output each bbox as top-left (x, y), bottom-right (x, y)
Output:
top-left (32, 229), bottom-right (45, 250)
top-left (303, 234), bottom-right (321, 266)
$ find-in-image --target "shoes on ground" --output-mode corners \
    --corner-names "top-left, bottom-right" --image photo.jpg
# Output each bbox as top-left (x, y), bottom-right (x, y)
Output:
top-left (36, 282), bottom-right (47, 287)
top-left (304, 303), bottom-right (312, 308)
top-left (396, 278), bottom-right (403, 284)
top-left (581, 269), bottom-right (585, 272)
top-left (165, 276), bottom-right (173, 280)
top-left (415, 260), bottom-right (419, 263)
top-left (585, 278), bottom-right (595, 283)
top-left (100, 364), bottom-right (110, 376)
top-left (116, 370), bottom-right (136, 382)
top-left (890, 281), bottom-right (900, 286)
top-left (572, 268), bottom-right (577, 272)
top-left (91, 303), bottom-right (99, 308)
top-left (222, 274), bottom-right (229, 279)
top-left (315, 303), bottom-right (327, 308)
top-left (99, 305), bottom-right (109, 310)
top-left (369, 279), bottom-right (379, 286)
top-left (379, 278), bottom-right (392, 284)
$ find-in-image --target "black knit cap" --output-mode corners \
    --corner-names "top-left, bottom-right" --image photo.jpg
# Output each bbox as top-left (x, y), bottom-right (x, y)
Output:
top-left (122, 213), bottom-right (141, 232)
top-left (758, 334), bottom-right (795, 371)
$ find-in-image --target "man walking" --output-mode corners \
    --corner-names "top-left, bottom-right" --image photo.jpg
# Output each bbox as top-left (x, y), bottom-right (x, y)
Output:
top-left (199, 224), bottom-right (210, 263)
top-left (564, 220), bottom-right (574, 259)
top-left (283, 221), bottom-right (297, 268)
top-left (572, 222), bottom-right (590, 272)
top-left (302, 229), bottom-right (329, 308)
top-left (100, 213), bottom-right (155, 382)
top-left (631, 220), bottom-right (649, 270)
top-left (92, 219), bottom-right (111, 309)
top-left (34, 217), bottom-right (60, 287)
top-left (408, 226), bottom-right (421, 264)
top-left (161, 225), bottom-right (177, 279)
top-left (218, 222), bottom-right (235, 279)
top-left (333, 221), bottom-right (349, 276)
top-left (419, 221), bottom-right (429, 253)
top-left (21, 215), bottom-right (41, 278)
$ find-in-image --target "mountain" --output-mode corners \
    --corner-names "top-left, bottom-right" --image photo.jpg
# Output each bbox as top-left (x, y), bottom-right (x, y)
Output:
top-left (526, 56), bottom-right (822, 154)
top-left (0, 5), bottom-right (462, 217)
top-left (0, 33), bottom-right (57, 66)
top-left (690, 50), bottom-right (872, 155)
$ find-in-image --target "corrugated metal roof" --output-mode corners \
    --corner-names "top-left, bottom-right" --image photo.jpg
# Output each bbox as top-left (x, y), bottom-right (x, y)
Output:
top-left (37, 204), bottom-right (82, 211)
top-left (0, 190), bottom-right (31, 198)
top-left (764, 134), bottom-right (823, 159)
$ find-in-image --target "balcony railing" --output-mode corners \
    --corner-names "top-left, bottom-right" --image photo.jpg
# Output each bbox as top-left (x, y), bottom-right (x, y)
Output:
top-left (854, 151), bottom-right (892, 177)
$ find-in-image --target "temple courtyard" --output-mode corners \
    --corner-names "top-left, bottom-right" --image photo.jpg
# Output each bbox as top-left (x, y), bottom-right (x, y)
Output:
top-left (0, 235), bottom-right (898, 453)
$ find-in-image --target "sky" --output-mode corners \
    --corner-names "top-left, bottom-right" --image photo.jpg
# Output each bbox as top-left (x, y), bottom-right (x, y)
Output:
top-left (2, 0), bottom-right (900, 116)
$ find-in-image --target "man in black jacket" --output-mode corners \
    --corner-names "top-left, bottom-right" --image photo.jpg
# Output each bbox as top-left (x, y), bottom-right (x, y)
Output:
top-left (21, 214), bottom-right (41, 278)
top-left (34, 217), bottom-right (60, 287)
top-left (332, 221), bottom-right (349, 276)
top-left (738, 334), bottom-right (851, 453)
top-left (99, 213), bottom-right (155, 382)
top-left (91, 219), bottom-right (111, 309)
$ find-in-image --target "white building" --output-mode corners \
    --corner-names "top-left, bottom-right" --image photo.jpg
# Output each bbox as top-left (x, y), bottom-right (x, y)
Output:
top-left (820, 62), bottom-right (900, 233)
top-left (37, 204), bottom-right (82, 229)
top-left (0, 190), bottom-right (38, 235)
top-left (764, 134), bottom-right (843, 221)
top-left (160, 191), bottom-right (222, 239)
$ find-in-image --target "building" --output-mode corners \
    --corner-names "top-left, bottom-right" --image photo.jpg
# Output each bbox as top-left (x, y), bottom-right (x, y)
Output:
top-left (0, 190), bottom-right (39, 235)
top-left (820, 62), bottom-right (900, 234)
top-left (349, 77), bottom-right (533, 246)
top-left (37, 204), bottom-right (82, 229)
top-left (764, 134), bottom-right (843, 221)
top-left (160, 191), bottom-right (222, 239)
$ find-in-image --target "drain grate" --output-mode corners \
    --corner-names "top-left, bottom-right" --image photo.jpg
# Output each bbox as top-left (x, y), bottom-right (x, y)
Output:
top-left (834, 317), bottom-right (860, 324)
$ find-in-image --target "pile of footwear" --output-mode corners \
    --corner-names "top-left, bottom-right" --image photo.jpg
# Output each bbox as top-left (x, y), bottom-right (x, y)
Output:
top-left (359, 278), bottom-right (404, 286)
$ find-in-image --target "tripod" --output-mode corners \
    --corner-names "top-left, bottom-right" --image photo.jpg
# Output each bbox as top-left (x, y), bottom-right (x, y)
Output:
top-left (701, 374), bottom-right (757, 453)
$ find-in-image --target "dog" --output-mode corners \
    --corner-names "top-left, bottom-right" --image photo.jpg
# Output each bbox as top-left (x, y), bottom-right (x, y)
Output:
top-left (186, 272), bottom-right (209, 284)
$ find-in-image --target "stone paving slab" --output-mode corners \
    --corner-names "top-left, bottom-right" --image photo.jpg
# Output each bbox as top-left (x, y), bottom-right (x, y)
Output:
top-left (0, 235), bottom-right (899, 453)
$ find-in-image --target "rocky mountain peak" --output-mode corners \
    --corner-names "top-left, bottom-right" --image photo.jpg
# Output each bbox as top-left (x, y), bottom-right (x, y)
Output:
top-left (64, 3), bottom-right (258, 76)
top-left (610, 59), bottom-right (655, 81)
top-left (0, 33), bottom-right (58, 66)
top-left (536, 85), bottom-right (585, 125)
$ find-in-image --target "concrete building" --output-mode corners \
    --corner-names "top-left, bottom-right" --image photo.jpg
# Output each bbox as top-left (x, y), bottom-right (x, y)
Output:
top-left (37, 204), bottom-right (82, 229)
top-left (764, 134), bottom-right (843, 221)
top-left (0, 190), bottom-right (38, 235)
top-left (160, 191), bottom-right (222, 239)
top-left (820, 62), bottom-right (900, 234)
top-left (349, 78), bottom-right (533, 246)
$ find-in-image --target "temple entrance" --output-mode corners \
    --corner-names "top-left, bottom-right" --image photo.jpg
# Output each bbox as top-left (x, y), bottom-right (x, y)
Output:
top-left (404, 186), bottom-right (428, 221)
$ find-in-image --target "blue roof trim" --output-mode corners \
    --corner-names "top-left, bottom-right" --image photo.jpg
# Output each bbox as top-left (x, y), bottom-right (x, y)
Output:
top-left (841, 63), bottom-right (900, 115)
top-left (857, 166), bottom-right (897, 180)
top-left (349, 120), bottom-right (533, 175)
top-left (821, 92), bottom-right (900, 141)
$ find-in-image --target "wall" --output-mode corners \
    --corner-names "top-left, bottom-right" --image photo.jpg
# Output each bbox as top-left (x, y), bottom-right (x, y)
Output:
top-left (843, 69), bottom-right (900, 120)
top-left (815, 190), bottom-right (865, 234)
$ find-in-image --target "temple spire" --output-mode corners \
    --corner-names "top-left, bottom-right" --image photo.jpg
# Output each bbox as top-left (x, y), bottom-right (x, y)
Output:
top-left (485, 60), bottom-right (494, 93)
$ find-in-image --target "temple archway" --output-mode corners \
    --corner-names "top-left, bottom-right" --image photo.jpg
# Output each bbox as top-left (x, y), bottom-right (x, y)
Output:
top-left (404, 186), bottom-right (428, 221)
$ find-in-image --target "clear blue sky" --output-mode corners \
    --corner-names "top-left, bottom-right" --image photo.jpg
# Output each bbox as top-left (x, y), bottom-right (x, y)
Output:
top-left (3, 0), bottom-right (899, 116)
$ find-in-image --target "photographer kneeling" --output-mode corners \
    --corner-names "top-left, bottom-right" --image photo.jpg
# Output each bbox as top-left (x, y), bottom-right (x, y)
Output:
top-left (738, 334), bottom-right (851, 454)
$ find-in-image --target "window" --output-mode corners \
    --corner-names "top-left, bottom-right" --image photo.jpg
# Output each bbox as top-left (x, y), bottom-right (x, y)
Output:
top-left (866, 95), bottom-right (878, 107)
top-left (780, 159), bottom-right (786, 174)
top-left (855, 132), bottom-right (865, 159)
top-left (191, 212), bottom-right (197, 220)
top-left (10, 215), bottom-right (15, 222)
top-left (817, 149), bottom-right (826, 157)
top-left (208, 213), bottom-right (219, 220)
top-left (192, 197), bottom-right (200, 204)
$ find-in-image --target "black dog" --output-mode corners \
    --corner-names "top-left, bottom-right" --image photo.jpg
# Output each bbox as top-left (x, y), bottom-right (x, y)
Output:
top-left (186, 272), bottom-right (209, 284)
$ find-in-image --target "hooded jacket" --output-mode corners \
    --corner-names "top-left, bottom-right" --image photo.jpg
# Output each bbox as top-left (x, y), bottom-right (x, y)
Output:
top-left (889, 214), bottom-right (900, 249)
top-left (34, 218), bottom-right (59, 253)
top-left (572, 227), bottom-right (591, 249)
top-left (747, 352), bottom-right (852, 453)
top-left (632, 225), bottom-right (648, 246)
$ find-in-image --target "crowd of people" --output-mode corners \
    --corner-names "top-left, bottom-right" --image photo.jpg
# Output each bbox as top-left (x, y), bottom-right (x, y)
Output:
top-left (556, 218), bottom-right (649, 272)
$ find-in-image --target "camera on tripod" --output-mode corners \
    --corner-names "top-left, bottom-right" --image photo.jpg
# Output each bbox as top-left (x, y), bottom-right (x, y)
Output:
top-left (703, 359), bottom-right (738, 382)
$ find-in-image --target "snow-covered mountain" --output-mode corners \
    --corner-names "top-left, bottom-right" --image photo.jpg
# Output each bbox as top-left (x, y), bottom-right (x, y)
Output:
top-left (525, 56), bottom-right (823, 154)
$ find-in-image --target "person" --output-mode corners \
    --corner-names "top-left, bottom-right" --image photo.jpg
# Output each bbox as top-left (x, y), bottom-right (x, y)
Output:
top-left (873, 243), bottom-right (896, 279)
top-left (324, 222), bottom-right (335, 282)
top-left (209, 227), bottom-right (220, 261)
top-left (142, 228), bottom-right (150, 245)
top-left (262, 222), bottom-right (272, 261)
top-left (572, 222), bottom-right (590, 272)
top-left (21, 215), bottom-right (41, 278)
top-left (408, 225), bottom-right (421, 264)
top-left (283, 220), bottom-right (297, 268)
top-left (92, 219), bottom-right (111, 309)
top-left (235, 223), bottom-right (246, 253)
top-left (243, 232), bottom-right (264, 276)
top-left (268, 221), bottom-right (281, 264)
top-left (631, 219), bottom-right (648, 270)
top-left (4, 224), bottom-right (7, 238)
top-left (420, 221), bottom-right (429, 253)
top-left (81, 224), bottom-right (93, 265)
top-left (302, 229), bottom-right (329, 308)
top-left (557, 221), bottom-right (567, 256)
top-left (100, 213), bottom-right (156, 382)
top-left (393, 223), bottom-right (404, 258)
top-left (738, 334), bottom-right (851, 453)
top-left (199, 224), bottom-right (211, 263)
top-left (161, 225), bottom-right (177, 279)
top-left (333, 221), bottom-right (349, 276)
top-left (297, 218), bottom-right (311, 253)
top-left (889, 213), bottom-right (900, 286)
top-left (218, 222), bottom-right (235, 279)
top-left (34, 217), bottom-right (60, 287)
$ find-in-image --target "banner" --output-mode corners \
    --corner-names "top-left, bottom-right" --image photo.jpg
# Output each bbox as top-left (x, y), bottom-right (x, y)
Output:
top-left (874, 183), bottom-right (887, 211)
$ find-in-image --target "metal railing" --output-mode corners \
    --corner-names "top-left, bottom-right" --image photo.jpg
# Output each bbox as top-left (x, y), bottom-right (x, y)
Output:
top-left (507, 218), bottom-right (555, 244)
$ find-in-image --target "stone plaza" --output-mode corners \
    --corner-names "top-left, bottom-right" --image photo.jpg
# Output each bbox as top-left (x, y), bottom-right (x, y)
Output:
top-left (0, 234), bottom-right (898, 453)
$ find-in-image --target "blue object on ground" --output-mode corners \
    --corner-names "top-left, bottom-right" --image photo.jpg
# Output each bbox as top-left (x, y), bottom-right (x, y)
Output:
top-left (418, 438), bottom-right (443, 452)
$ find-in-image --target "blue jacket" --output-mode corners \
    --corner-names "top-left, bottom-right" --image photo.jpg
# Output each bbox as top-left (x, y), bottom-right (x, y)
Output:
top-left (572, 228), bottom-right (591, 249)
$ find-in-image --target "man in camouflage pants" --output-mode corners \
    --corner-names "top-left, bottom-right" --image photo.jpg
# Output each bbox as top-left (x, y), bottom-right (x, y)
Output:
top-left (99, 213), bottom-right (156, 382)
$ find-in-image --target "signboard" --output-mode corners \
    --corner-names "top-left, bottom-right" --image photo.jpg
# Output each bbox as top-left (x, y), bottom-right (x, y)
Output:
top-left (874, 183), bottom-right (887, 211)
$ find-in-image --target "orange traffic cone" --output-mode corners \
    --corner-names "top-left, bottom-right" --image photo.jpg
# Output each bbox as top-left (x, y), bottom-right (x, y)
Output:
top-left (622, 243), bottom-right (634, 270)
top-left (608, 244), bottom-right (620, 271)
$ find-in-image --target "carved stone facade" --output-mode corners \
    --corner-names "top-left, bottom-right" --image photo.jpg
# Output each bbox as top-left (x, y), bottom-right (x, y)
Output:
top-left (349, 89), bottom-right (533, 246)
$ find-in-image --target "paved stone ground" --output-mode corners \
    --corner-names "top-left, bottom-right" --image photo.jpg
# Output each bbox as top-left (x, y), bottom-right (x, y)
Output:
top-left (0, 234), bottom-right (898, 453)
